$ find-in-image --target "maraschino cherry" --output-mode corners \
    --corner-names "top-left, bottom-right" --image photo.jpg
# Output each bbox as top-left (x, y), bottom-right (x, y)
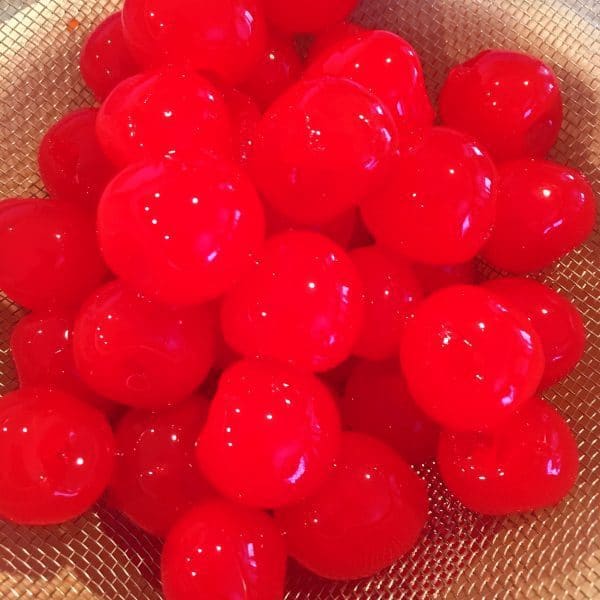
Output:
top-left (0, 387), bottom-right (114, 525)
top-left (161, 500), bottom-right (286, 600)
top-left (196, 359), bottom-right (341, 508)
top-left (400, 285), bottom-right (545, 431)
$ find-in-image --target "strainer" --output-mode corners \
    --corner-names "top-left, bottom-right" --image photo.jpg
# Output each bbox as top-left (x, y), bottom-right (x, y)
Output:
top-left (0, 0), bottom-right (598, 598)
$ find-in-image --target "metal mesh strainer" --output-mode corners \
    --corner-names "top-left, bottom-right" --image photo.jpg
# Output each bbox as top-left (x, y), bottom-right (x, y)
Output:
top-left (0, 0), bottom-right (599, 598)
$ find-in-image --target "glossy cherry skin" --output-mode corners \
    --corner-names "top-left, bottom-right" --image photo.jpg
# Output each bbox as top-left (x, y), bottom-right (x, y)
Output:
top-left (0, 198), bottom-right (107, 311)
top-left (122, 0), bottom-right (267, 85)
top-left (98, 158), bottom-right (265, 306)
top-left (10, 310), bottom-right (118, 417)
top-left (308, 22), bottom-right (367, 62)
top-left (438, 397), bottom-right (578, 514)
top-left (196, 359), bottom-right (341, 508)
top-left (350, 245), bottom-right (423, 360)
top-left (483, 277), bottom-right (585, 389)
top-left (221, 231), bottom-right (364, 372)
top-left (342, 359), bottom-right (439, 464)
top-left (305, 30), bottom-right (434, 137)
top-left (251, 76), bottom-right (398, 225)
top-left (263, 0), bottom-right (358, 34)
top-left (275, 432), bottom-right (428, 580)
top-left (361, 127), bottom-right (497, 264)
top-left (161, 500), bottom-right (286, 600)
top-left (481, 159), bottom-right (596, 274)
top-left (440, 50), bottom-right (562, 161)
top-left (38, 108), bottom-right (115, 211)
top-left (241, 31), bottom-right (303, 109)
top-left (109, 396), bottom-right (214, 537)
top-left (265, 204), bottom-right (359, 249)
top-left (73, 280), bottom-right (216, 409)
top-left (79, 12), bottom-right (138, 101)
top-left (0, 387), bottom-right (114, 525)
top-left (224, 89), bottom-right (262, 165)
top-left (97, 69), bottom-right (232, 168)
top-left (412, 261), bottom-right (477, 296)
top-left (400, 285), bottom-right (545, 431)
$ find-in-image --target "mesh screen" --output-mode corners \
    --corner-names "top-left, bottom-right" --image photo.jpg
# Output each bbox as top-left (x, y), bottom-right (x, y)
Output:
top-left (0, 0), bottom-right (598, 598)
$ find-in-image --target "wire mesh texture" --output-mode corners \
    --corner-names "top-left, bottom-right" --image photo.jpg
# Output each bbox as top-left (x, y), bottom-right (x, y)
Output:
top-left (0, 0), bottom-right (598, 598)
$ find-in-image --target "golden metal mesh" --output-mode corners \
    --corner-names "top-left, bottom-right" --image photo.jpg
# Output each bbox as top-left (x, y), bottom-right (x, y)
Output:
top-left (0, 0), bottom-right (598, 597)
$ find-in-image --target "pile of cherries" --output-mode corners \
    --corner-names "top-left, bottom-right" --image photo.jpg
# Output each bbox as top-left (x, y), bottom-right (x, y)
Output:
top-left (0, 0), bottom-right (596, 597)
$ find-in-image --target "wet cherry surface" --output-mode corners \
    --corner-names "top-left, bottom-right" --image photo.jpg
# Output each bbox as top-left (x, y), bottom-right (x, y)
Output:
top-left (361, 127), bottom-right (497, 265)
top-left (412, 261), bottom-right (477, 296)
top-left (109, 396), bottom-right (214, 537)
top-left (122, 0), bottom-right (267, 84)
top-left (0, 387), bottom-right (114, 525)
top-left (275, 432), bottom-right (429, 580)
top-left (349, 245), bottom-right (423, 360)
top-left (98, 157), bottom-right (265, 305)
top-left (481, 158), bottom-right (596, 274)
top-left (161, 500), bottom-right (286, 600)
top-left (439, 50), bottom-right (563, 161)
top-left (38, 108), bottom-right (115, 211)
top-left (342, 359), bottom-right (439, 464)
top-left (438, 397), bottom-right (579, 514)
top-left (308, 22), bottom-right (367, 62)
top-left (197, 359), bottom-right (341, 508)
top-left (0, 198), bottom-right (108, 311)
top-left (305, 30), bottom-right (434, 136)
top-left (241, 31), bottom-right (303, 109)
top-left (97, 68), bottom-right (233, 167)
top-left (79, 12), bottom-right (138, 100)
top-left (73, 280), bottom-right (216, 409)
top-left (262, 0), bottom-right (358, 33)
top-left (400, 285), bottom-right (545, 431)
top-left (484, 277), bottom-right (585, 389)
top-left (251, 76), bottom-right (398, 225)
top-left (224, 88), bottom-right (262, 165)
top-left (221, 231), bottom-right (364, 372)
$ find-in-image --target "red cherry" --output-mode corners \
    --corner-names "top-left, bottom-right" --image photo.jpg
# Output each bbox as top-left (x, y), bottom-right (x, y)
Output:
top-left (481, 159), bottom-right (596, 274)
top-left (0, 199), bottom-right (107, 311)
top-left (305, 30), bottom-right (434, 137)
top-left (263, 0), bottom-right (358, 34)
top-left (274, 432), bottom-right (428, 580)
top-left (10, 310), bottom-right (118, 417)
top-left (38, 108), bottom-right (115, 211)
top-left (342, 359), bottom-right (439, 464)
top-left (97, 69), bottom-right (233, 168)
top-left (400, 285), bottom-right (545, 431)
top-left (361, 127), bottom-right (497, 264)
top-left (438, 397), bottom-right (578, 514)
top-left (308, 22), bottom-right (367, 62)
top-left (265, 204), bottom-right (359, 249)
top-left (0, 387), bottom-right (114, 525)
top-left (241, 31), bottom-right (303, 109)
top-left (79, 12), bottom-right (138, 101)
top-left (221, 231), bottom-right (364, 372)
top-left (161, 500), bottom-right (286, 600)
top-left (349, 245), bottom-right (423, 360)
top-left (73, 280), bottom-right (216, 409)
top-left (439, 50), bottom-right (562, 161)
top-left (196, 359), bottom-right (341, 508)
top-left (412, 261), bottom-right (477, 296)
top-left (122, 0), bottom-right (267, 84)
top-left (98, 158), bottom-right (265, 306)
top-left (483, 277), bottom-right (585, 389)
top-left (251, 76), bottom-right (398, 225)
top-left (224, 89), bottom-right (262, 165)
top-left (109, 396), bottom-right (214, 537)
